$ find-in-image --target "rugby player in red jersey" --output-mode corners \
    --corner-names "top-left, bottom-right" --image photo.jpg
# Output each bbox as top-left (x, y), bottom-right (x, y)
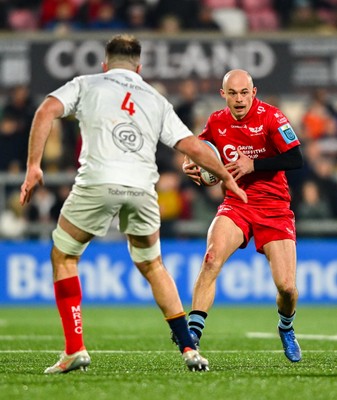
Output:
top-left (181, 69), bottom-right (303, 362)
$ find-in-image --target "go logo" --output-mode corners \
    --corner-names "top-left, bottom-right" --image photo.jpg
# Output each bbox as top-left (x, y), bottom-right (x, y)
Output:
top-left (112, 122), bottom-right (144, 153)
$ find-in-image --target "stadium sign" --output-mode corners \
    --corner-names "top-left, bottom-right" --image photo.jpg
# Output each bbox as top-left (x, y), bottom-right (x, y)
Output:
top-left (1, 240), bottom-right (337, 305)
top-left (22, 35), bottom-right (337, 97)
top-left (2, 35), bottom-right (337, 94)
top-left (40, 39), bottom-right (275, 81)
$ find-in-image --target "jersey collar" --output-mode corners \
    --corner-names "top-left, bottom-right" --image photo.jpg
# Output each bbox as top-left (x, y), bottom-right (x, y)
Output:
top-left (105, 68), bottom-right (143, 82)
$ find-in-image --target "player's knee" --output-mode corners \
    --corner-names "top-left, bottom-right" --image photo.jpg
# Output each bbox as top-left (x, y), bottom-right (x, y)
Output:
top-left (52, 225), bottom-right (89, 256)
top-left (277, 284), bottom-right (298, 300)
top-left (203, 251), bottom-right (221, 271)
top-left (128, 239), bottom-right (161, 263)
top-left (51, 245), bottom-right (66, 262)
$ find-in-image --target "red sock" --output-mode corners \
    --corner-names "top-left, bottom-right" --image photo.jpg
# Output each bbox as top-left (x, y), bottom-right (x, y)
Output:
top-left (54, 276), bottom-right (85, 355)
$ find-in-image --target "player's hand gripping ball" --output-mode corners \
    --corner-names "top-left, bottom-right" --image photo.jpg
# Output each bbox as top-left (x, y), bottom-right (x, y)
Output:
top-left (199, 141), bottom-right (221, 186)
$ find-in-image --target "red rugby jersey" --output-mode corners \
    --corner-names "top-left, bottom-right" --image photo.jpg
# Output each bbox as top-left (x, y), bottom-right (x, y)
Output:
top-left (199, 98), bottom-right (300, 206)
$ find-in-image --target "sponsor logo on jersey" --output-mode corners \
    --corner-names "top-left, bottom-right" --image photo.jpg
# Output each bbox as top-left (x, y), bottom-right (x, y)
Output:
top-left (223, 144), bottom-right (238, 162)
top-left (238, 145), bottom-right (266, 159)
top-left (274, 112), bottom-right (287, 124)
top-left (112, 122), bottom-right (144, 152)
top-left (257, 106), bottom-right (266, 114)
top-left (278, 123), bottom-right (298, 144)
top-left (223, 144), bottom-right (268, 162)
top-left (218, 128), bottom-right (227, 135)
top-left (231, 124), bottom-right (247, 129)
top-left (248, 125), bottom-right (264, 134)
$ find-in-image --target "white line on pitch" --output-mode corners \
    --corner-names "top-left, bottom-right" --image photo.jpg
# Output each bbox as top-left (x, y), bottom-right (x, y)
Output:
top-left (0, 334), bottom-right (162, 340)
top-left (0, 335), bottom-right (58, 340)
top-left (2, 333), bottom-right (337, 342)
top-left (246, 332), bottom-right (337, 341)
top-left (1, 349), bottom-right (337, 354)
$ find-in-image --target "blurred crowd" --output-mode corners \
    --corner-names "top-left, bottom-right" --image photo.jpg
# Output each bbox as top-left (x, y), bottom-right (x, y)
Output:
top-left (0, 0), bottom-right (337, 240)
top-left (1, 80), bottom-right (337, 240)
top-left (1, 0), bottom-right (337, 35)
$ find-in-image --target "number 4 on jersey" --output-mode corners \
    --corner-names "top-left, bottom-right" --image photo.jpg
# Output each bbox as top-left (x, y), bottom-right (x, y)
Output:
top-left (121, 92), bottom-right (135, 116)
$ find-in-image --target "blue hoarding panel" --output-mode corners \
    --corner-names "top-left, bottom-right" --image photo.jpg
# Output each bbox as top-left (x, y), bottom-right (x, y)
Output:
top-left (0, 239), bottom-right (336, 305)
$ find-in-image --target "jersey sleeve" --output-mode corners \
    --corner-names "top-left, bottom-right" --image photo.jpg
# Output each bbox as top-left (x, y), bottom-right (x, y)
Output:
top-left (198, 116), bottom-right (214, 141)
top-left (159, 100), bottom-right (193, 148)
top-left (48, 76), bottom-right (83, 117)
top-left (268, 107), bottom-right (301, 153)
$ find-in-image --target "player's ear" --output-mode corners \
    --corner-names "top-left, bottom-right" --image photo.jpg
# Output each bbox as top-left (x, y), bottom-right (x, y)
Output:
top-left (220, 88), bottom-right (226, 99)
top-left (101, 62), bottom-right (108, 72)
top-left (136, 64), bottom-right (142, 74)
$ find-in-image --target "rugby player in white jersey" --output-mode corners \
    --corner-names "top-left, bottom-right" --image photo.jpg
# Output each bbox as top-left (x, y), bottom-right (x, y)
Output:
top-left (20, 34), bottom-right (247, 374)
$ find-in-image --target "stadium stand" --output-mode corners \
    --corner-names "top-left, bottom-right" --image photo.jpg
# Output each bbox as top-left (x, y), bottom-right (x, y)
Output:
top-left (0, 0), bottom-right (337, 239)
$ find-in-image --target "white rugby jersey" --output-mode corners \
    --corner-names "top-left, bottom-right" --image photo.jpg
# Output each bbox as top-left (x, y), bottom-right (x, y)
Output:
top-left (49, 69), bottom-right (193, 192)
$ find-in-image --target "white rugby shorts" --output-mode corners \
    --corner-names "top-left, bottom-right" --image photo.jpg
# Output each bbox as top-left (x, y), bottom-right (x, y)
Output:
top-left (60, 184), bottom-right (160, 237)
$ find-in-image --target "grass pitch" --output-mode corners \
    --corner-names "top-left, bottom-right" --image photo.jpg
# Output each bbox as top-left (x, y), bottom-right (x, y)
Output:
top-left (0, 306), bottom-right (337, 400)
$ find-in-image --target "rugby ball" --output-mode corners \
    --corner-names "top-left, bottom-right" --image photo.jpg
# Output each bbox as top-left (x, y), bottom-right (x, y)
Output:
top-left (199, 141), bottom-right (221, 186)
